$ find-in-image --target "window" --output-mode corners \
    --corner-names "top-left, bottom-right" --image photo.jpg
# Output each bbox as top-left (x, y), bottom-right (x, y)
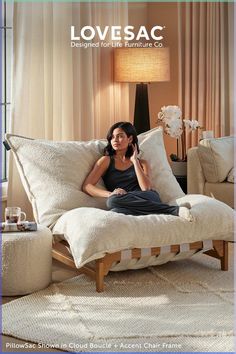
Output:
top-left (1, 1), bottom-right (13, 182)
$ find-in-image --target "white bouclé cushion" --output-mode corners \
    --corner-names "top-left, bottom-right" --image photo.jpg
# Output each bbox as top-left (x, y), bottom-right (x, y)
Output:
top-left (6, 135), bottom-right (108, 227)
top-left (53, 194), bottom-right (234, 268)
top-left (6, 128), bottom-right (184, 228)
top-left (138, 128), bottom-right (184, 202)
top-left (198, 136), bottom-right (234, 183)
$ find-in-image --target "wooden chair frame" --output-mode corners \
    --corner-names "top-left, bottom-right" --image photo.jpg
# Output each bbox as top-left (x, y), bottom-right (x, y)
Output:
top-left (52, 239), bottom-right (228, 292)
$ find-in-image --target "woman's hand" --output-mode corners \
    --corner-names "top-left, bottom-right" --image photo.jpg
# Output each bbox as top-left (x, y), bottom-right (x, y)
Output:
top-left (130, 144), bottom-right (138, 163)
top-left (110, 188), bottom-right (127, 196)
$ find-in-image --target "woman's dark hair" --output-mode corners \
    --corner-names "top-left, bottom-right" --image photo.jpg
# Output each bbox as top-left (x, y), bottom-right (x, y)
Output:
top-left (104, 121), bottom-right (139, 157)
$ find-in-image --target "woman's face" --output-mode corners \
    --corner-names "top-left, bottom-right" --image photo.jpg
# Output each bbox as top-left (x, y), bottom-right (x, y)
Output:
top-left (111, 128), bottom-right (133, 152)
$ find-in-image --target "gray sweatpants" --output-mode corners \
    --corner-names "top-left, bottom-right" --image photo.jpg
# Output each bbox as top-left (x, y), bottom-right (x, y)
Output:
top-left (107, 190), bottom-right (179, 216)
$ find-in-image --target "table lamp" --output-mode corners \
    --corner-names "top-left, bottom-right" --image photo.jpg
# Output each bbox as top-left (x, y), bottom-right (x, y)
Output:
top-left (114, 47), bottom-right (170, 134)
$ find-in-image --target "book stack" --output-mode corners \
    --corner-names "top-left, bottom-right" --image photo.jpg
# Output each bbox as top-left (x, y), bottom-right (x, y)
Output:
top-left (1, 221), bottom-right (37, 233)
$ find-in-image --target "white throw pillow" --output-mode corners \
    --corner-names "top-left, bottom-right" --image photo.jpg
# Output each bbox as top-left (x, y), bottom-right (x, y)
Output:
top-left (6, 128), bottom-right (184, 228)
top-left (138, 127), bottom-right (184, 202)
top-left (198, 136), bottom-right (234, 183)
top-left (227, 167), bottom-right (234, 183)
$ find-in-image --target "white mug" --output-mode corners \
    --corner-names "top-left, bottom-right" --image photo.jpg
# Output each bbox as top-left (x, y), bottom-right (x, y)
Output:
top-left (5, 207), bottom-right (27, 224)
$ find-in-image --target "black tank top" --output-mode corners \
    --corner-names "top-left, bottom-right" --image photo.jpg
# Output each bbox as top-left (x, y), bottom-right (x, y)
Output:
top-left (102, 157), bottom-right (141, 192)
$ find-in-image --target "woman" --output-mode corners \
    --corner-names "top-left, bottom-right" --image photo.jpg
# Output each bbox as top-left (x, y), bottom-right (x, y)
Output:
top-left (83, 122), bottom-right (193, 221)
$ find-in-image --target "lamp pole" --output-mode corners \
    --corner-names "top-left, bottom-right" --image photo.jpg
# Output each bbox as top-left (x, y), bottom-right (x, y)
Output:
top-left (133, 83), bottom-right (150, 134)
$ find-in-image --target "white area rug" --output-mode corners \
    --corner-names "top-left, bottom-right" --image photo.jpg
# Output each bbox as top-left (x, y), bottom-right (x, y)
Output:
top-left (2, 251), bottom-right (235, 352)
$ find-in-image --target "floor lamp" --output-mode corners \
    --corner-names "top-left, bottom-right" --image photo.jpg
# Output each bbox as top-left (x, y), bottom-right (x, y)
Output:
top-left (114, 47), bottom-right (170, 134)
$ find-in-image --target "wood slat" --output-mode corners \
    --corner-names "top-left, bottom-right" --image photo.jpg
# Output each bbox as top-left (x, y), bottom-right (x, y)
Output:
top-left (52, 239), bottom-right (228, 292)
top-left (52, 242), bottom-right (76, 269)
top-left (52, 242), bottom-right (96, 278)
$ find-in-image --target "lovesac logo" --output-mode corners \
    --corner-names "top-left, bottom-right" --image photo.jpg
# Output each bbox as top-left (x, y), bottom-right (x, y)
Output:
top-left (70, 25), bottom-right (165, 48)
top-left (71, 25), bottom-right (164, 41)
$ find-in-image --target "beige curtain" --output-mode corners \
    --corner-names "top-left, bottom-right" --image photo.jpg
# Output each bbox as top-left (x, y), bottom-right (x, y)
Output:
top-left (178, 2), bottom-right (234, 154)
top-left (8, 2), bottom-right (129, 218)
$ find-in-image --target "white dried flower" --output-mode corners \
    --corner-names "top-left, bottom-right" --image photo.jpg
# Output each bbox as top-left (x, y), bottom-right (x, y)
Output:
top-left (166, 119), bottom-right (183, 138)
top-left (157, 105), bottom-right (201, 160)
top-left (183, 119), bottom-right (200, 131)
top-left (160, 105), bottom-right (182, 120)
top-left (158, 105), bottom-right (182, 138)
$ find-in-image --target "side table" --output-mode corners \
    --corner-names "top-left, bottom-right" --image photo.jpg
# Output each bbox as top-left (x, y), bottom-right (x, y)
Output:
top-left (2, 225), bottom-right (52, 296)
top-left (175, 175), bottom-right (187, 194)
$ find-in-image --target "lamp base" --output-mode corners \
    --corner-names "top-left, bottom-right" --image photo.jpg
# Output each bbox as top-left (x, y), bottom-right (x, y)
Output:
top-left (133, 83), bottom-right (150, 135)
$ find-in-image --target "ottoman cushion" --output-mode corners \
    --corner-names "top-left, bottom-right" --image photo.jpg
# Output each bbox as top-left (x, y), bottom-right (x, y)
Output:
top-left (2, 225), bottom-right (52, 296)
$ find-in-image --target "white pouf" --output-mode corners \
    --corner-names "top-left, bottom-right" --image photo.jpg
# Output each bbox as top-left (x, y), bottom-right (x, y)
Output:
top-left (2, 225), bottom-right (52, 296)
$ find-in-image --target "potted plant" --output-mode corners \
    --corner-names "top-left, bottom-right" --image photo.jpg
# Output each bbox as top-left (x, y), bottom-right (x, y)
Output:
top-left (157, 105), bottom-right (202, 176)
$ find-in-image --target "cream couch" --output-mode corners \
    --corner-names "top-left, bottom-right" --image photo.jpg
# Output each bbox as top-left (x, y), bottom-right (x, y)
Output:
top-left (187, 136), bottom-right (234, 208)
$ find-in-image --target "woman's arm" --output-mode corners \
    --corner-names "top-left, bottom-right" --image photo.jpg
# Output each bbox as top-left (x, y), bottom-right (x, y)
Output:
top-left (130, 144), bottom-right (152, 191)
top-left (133, 159), bottom-right (152, 191)
top-left (82, 156), bottom-right (111, 197)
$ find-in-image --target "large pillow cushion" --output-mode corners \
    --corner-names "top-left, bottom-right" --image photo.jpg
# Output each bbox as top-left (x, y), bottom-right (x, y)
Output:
top-left (53, 194), bottom-right (234, 268)
top-left (138, 128), bottom-right (184, 201)
top-left (198, 136), bottom-right (234, 183)
top-left (6, 128), bottom-right (184, 228)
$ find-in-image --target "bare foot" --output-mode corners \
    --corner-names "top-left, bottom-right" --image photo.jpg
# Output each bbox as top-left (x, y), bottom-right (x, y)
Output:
top-left (179, 206), bottom-right (194, 222)
top-left (179, 202), bottom-right (191, 209)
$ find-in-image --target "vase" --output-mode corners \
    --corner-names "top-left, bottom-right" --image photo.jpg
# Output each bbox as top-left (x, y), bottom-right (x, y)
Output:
top-left (171, 161), bottom-right (187, 176)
